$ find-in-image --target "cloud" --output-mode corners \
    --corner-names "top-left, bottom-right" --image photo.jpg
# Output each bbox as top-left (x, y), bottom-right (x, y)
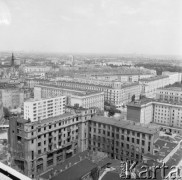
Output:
top-left (0, 1), bottom-right (11, 25)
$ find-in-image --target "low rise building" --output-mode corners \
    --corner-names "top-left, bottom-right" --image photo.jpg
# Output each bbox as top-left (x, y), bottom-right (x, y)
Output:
top-left (24, 96), bottom-right (66, 122)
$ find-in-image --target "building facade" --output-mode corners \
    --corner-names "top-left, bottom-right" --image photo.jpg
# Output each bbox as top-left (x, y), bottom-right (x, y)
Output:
top-left (162, 71), bottom-right (181, 85)
top-left (9, 107), bottom-right (96, 178)
top-left (156, 87), bottom-right (182, 103)
top-left (140, 76), bottom-right (170, 98)
top-left (88, 117), bottom-right (159, 162)
top-left (127, 98), bottom-right (182, 132)
top-left (34, 85), bottom-right (104, 110)
top-left (24, 96), bottom-right (66, 122)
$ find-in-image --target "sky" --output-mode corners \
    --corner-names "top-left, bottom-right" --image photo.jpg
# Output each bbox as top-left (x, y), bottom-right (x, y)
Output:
top-left (0, 0), bottom-right (182, 56)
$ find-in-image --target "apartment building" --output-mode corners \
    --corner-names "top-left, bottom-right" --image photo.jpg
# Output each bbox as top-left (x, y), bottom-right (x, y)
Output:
top-left (92, 73), bottom-right (154, 83)
top-left (34, 85), bottom-right (104, 110)
top-left (162, 71), bottom-right (181, 84)
top-left (156, 87), bottom-right (182, 103)
top-left (127, 98), bottom-right (182, 134)
top-left (9, 107), bottom-right (96, 178)
top-left (0, 88), bottom-right (24, 109)
top-left (153, 100), bottom-right (182, 128)
top-left (88, 117), bottom-right (159, 162)
top-left (140, 75), bottom-right (170, 98)
top-left (27, 78), bottom-right (141, 106)
top-left (24, 96), bottom-right (66, 122)
top-left (56, 80), bottom-right (141, 106)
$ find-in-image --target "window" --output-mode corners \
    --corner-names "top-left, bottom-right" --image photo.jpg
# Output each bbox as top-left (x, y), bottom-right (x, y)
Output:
top-left (142, 140), bottom-right (145, 146)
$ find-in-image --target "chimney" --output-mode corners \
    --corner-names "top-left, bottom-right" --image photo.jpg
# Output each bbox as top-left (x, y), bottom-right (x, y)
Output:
top-left (69, 162), bottom-right (71, 167)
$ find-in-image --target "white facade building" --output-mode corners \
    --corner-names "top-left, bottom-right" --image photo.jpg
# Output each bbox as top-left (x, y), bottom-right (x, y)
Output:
top-left (24, 96), bottom-right (66, 122)
top-left (162, 71), bottom-right (181, 85)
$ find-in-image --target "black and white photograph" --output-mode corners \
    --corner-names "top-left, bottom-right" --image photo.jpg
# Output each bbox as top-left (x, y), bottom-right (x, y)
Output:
top-left (0, 0), bottom-right (182, 179)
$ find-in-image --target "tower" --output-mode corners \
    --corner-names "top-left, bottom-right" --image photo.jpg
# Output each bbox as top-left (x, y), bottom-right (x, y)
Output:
top-left (11, 53), bottom-right (15, 67)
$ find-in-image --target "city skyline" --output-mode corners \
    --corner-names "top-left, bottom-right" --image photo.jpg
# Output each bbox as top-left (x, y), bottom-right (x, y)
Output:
top-left (0, 0), bottom-right (181, 56)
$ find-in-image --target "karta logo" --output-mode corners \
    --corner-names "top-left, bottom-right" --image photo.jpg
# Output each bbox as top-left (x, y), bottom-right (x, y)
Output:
top-left (119, 161), bottom-right (182, 179)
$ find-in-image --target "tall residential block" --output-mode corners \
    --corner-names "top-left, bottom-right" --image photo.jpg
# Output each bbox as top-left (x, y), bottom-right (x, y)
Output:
top-left (24, 96), bottom-right (66, 122)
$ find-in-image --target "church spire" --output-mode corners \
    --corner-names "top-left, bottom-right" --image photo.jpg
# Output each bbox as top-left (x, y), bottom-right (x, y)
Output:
top-left (11, 53), bottom-right (15, 66)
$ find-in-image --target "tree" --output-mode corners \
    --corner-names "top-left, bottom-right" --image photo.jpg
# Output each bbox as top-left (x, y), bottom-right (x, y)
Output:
top-left (108, 107), bottom-right (115, 117)
top-left (3, 107), bottom-right (10, 119)
top-left (131, 94), bottom-right (135, 102)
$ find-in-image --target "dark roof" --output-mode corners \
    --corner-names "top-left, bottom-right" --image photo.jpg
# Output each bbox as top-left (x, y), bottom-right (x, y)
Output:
top-left (90, 116), bottom-right (158, 134)
top-left (51, 159), bottom-right (97, 180)
top-left (40, 150), bottom-right (92, 179)
top-left (101, 171), bottom-right (121, 180)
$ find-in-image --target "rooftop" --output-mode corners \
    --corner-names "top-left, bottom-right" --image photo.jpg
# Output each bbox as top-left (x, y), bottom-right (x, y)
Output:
top-left (90, 116), bottom-right (159, 134)
top-left (24, 96), bottom-right (65, 103)
top-left (127, 98), bottom-right (182, 107)
top-left (40, 150), bottom-right (100, 180)
top-left (127, 98), bottom-right (154, 107)
top-left (140, 75), bottom-right (169, 82)
top-left (36, 84), bottom-right (103, 96)
top-left (16, 112), bottom-right (76, 125)
top-left (158, 87), bottom-right (182, 92)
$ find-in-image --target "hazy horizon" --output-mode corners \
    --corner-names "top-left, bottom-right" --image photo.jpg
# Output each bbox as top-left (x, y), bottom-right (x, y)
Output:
top-left (0, 0), bottom-right (181, 56)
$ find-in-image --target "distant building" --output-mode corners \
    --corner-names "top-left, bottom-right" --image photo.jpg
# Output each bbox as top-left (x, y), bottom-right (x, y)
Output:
top-left (34, 85), bottom-right (105, 110)
top-left (162, 71), bottom-right (181, 84)
top-left (24, 66), bottom-right (51, 73)
top-left (24, 96), bottom-right (66, 122)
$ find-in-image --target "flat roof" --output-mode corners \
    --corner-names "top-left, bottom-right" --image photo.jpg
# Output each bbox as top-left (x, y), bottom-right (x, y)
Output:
top-left (36, 84), bottom-right (104, 96)
top-left (140, 75), bottom-right (169, 82)
top-left (127, 98), bottom-right (154, 107)
top-left (90, 116), bottom-right (158, 134)
top-left (158, 87), bottom-right (182, 92)
top-left (24, 96), bottom-right (65, 103)
top-left (127, 98), bottom-right (182, 107)
top-left (17, 112), bottom-right (75, 125)
top-left (50, 159), bottom-right (97, 180)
